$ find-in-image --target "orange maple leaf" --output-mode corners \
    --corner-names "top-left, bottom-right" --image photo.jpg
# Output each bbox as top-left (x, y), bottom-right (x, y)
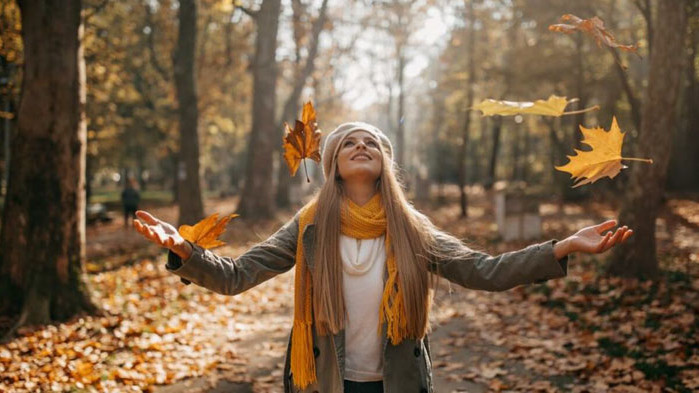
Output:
top-left (282, 101), bottom-right (322, 182)
top-left (549, 14), bottom-right (640, 69)
top-left (178, 213), bottom-right (238, 249)
top-left (549, 14), bottom-right (639, 53)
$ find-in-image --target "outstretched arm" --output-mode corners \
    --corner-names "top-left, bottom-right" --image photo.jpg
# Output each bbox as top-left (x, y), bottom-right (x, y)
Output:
top-left (428, 220), bottom-right (632, 292)
top-left (134, 210), bottom-right (299, 296)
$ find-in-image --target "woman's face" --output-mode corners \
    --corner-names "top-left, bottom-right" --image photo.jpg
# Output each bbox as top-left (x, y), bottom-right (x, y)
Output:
top-left (336, 130), bottom-right (383, 184)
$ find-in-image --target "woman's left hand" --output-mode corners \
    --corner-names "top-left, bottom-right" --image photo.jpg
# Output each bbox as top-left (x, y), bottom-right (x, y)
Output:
top-left (567, 219), bottom-right (633, 255)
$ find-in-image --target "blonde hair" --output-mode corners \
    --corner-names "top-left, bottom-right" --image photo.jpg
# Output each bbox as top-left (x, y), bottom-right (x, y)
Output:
top-left (310, 137), bottom-right (441, 338)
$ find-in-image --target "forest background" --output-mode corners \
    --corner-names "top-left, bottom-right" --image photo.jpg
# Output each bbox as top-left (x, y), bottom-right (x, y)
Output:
top-left (0, 0), bottom-right (698, 392)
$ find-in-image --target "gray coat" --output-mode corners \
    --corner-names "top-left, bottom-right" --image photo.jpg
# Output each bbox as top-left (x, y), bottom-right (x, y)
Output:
top-left (166, 212), bottom-right (568, 393)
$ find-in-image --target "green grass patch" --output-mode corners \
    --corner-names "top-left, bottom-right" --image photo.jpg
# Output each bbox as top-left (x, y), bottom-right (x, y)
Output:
top-left (90, 189), bottom-right (174, 206)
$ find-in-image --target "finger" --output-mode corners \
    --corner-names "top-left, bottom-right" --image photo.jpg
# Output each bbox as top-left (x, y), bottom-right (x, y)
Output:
top-left (150, 228), bottom-right (164, 244)
top-left (595, 232), bottom-right (612, 253)
top-left (136, 210), bottom-right (159, 225)
top-left (152, 226), bottom-right (170, 244)
top-left (621, 229), bottom-right (633, 243)
top-left (145, 227), bottom-right (163, 245)
top-left (135, 221), bottom-right (155, 240)
top-left (602, 230), bottom-right (622, 252)
top-left (595, 219), bottom-right (618, 234)
top-left (608, 227), bottom-right (624, 246)
top-left (134, 220), bottom-right (148, 235)
top-left (616, 226), bottom-right (629, 244)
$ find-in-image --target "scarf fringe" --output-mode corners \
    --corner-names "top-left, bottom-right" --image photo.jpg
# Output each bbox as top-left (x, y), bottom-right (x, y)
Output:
top-left (290, 319), bottom-right (316, 389)
top-left (379, 268), bottom-right (408, 344)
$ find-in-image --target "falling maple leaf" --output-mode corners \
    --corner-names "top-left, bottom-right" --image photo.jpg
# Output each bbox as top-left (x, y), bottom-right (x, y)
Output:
top-left (555, 116), bottom-right (652, 188)
top-left (549, 14), bottom-right (640, 69)
top-left (472, 95), bottom-right (599, 117)
top-left (178, 212), bottom-right (238, 249)
top-left (282, 101), bottom-right (322, 182)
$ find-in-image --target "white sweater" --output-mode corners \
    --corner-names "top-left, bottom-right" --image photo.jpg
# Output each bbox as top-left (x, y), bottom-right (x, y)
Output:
top-left (340, 234), bottom-right (386, 382)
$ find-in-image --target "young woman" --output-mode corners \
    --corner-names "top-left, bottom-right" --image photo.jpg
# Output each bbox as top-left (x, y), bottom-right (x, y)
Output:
top-left (134, 122), bottom-right (632, 393)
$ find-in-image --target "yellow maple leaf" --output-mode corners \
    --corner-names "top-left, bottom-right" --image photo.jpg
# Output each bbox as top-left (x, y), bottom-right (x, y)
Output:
top-left (178, 212), bottom-right (238, 249)
top-left (555, 117), bottom-right (652, 188)
top-left (472, 95), bottom-right (599, 117)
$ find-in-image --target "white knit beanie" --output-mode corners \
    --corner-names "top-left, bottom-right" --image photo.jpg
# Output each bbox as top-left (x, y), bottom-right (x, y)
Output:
top-left (321, 122), bottom-right (394, 180)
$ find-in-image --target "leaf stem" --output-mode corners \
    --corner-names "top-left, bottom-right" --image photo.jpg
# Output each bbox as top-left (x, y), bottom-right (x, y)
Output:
top-left (561, 105), bottom-right (600, 116)
top-left (622, 157), bottom-right (653, 164)
top-left (303, 159), bottom-right (310, 182)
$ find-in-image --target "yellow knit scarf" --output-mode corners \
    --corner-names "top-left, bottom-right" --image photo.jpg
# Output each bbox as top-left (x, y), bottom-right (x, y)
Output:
top-left (290, 192), bottom-right (408, 389)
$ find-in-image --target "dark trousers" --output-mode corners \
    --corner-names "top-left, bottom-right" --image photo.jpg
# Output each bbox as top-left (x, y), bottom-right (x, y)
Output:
top-left (123, 205), bottom-right (137, 226)
top-left (343, 380), bottom-right (383, 393)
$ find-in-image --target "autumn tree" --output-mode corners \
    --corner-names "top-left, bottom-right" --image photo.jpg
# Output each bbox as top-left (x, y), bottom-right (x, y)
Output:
top-left (456, 0), bottom-right (476, 217)
top-left (0, 2), bottom-right (22, 198)
top-left (0, 0), bottom-right (97, 333)
top-left (608, 0), bottom-right (687, 278)
top-left (174, 0), bottom-right (205, 225)
top-left (237, 0), bottom-right (282, 219)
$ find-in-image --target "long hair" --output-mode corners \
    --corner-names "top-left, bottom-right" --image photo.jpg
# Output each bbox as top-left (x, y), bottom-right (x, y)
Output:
top-left (310, 139), bottom-right (441, 338)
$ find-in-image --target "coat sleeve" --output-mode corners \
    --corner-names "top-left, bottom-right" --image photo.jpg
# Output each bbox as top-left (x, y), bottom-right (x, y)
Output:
top-left (164, 212), bottom-right (300, 296)
top-left (427, 228), bottom-right (568, 292)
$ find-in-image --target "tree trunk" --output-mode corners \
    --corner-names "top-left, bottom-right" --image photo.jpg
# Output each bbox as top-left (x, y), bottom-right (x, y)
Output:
top-left (457, 0), bottom-right (475, 217)
top-left (396, 50), bottom-right (406, 170)
top-left (1, 87), bottom-right (11, 199)
top-left (0, 0), bottom-right (96, 332)
top-left (484, 116), bottom-right (502, 190)
top-left (667, 22), bottom-right (699, 191)
top-left (174, 0), bottom-right (204, 226)
top-left (607, 0), bottom-right (687, 279)
top-left (238, 0), bottom-right (282, 219)
top-left (170, 149), bottom-right (179, 203)
top-left (563, 32), bottom-right (590, 201)
top-left (512, 124), bottom-right (521, 181)
top-left (275, 0), bottom-right (329, 208)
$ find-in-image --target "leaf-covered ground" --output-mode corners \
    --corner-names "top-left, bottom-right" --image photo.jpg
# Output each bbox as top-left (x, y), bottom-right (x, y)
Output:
top-left (1, 187), bottom-right (697, 392)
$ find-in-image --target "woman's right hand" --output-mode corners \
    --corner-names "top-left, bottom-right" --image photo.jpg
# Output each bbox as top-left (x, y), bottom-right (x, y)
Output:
top-left (134, 210), bottom-right (193, 260)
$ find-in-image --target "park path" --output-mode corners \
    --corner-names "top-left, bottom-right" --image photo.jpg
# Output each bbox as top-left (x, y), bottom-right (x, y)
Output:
top-left (76, 187), bottom-right (698, 393)
top-left (89, 190), bottom-right (566, 393)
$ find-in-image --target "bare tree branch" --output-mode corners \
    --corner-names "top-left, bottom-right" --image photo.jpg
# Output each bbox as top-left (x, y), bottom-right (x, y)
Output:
top-left (236, 5), bottom-right (258, 19)
top-left (632, 0), bottom-right (653, 55)
top-left (609, 46), bottom-right (641, 131)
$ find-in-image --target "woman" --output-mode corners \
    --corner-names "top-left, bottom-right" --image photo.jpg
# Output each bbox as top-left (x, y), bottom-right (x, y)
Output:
top-left (134, 122), bottom-right (632, 393)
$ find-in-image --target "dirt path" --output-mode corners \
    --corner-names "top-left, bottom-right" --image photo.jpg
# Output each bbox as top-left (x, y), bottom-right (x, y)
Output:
top-left (73, 188), bottom-right (698, 393)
